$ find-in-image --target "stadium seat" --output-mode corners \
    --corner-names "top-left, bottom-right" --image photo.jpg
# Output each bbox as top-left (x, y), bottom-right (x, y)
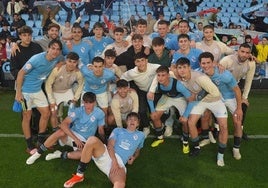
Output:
top-left (26, 20), bottom-right (34, 27)
top-left (81, 15), bottom-right (89, 22)
top-left (21, 14), bottom-right (29, 21)
top-left (110, 15), bottom-right (120, 22)
top-left (230, 2), bottom-right (237, 8)
top-left (220, 16), bottom-right (230, 25)
top-left (113, 5), bottom-right (119, 11)
top-left (206, 2), bottom-right (214, 7)
top-left (136, 5), bottom-right (144, 12)
top-left (90, 15), bottom-right (100, 22)
top-left (34, 20), bottom-right (42, 29)
top-left (227, 7), bottom-right (235, 13)
top-left (222, 2), bottom-right (229, 8)
top-left (214, 2), bottom-right (221, 7)
top-left (237, 2), bottom-right (245, 8)
top-left (230, 16), bottom-right (240, 24)
top-left (32, 28), bottom-right (41, 38)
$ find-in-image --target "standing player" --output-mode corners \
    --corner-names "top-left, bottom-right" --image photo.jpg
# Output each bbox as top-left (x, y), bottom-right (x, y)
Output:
top-left (176, 57), bottom-right (228, 167)
top-left (199, 52), bottom-right (243, 160)
top-left (219, 43), bottom-right (256, 140)
top-left (45, 52), bottom-right (84, 131)
top-left (15, 39), bottom-right (62, 154)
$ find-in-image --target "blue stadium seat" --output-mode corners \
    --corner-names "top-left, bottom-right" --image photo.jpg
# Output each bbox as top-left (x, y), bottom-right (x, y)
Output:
top-left (206, 2), bottom-right (214, 7)
top-left (214, 2), bottom-right (221, 7)
top-left (26, 20), bottom-right (34, 27)
top-left (34, 20), bottom-right (42, 29)
top-left (136, 5), bottom-right (144, 12)
top-left (91, 15), bottom-right (100, 22)
top-left (227, 7), bottom-right (235, 13)
top-left (21, 14), bottom-right (29, 21)
top-left (32, 28), bottom-right (41, 38)
top-left (237, 2), bottom-right (246, 8)
top-left (220, 16), bottom-right (230, 25)
top-left (230, 16), bottom-right (240, 24)
top-left (110, 15), bottom-right (120, 22)
top-left (230, 2), bottom-right (237, 8)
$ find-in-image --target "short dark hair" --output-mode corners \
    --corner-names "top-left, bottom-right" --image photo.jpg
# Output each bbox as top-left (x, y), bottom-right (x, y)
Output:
top-left (152, 37), bottom-right (165, 46)
top-left (158, 20), bottom-right (169, 26)
top-left (66, 52), bottom-right (79, 61)
top-left (132, 33), bottom-right (143, 41)
top-left (178, 20), bottom-right (189, 27)
top-left (48, 39), bottom-right (62, 50)
top-left (93, 22), bottom-right (103, 29)
top-left (176, 57), bottom-right (190, 67)
top-left (126, 112), bottom-right (140, 121)
top-left (72, 23), bottom-right (82, 31)
top-left (239, 43), bottom-right (251, 49)
top-left (18, 26), bottom-right (33, 35)
top-left (84, 21), bottom-right (90, 25)
top-left (203, 24), bottom-right (214, 31)
top-left (156, 65), bottom-right (169, 73)
top-left (137, 19), bottom-right (147, 26)
top-left (82, 92), bottom-right (96, 103)
top-left (104, 49), bottom-right (116, 57)
top-left (113, 27), bottom-right (124, 33)
top-left (178, 33), bottom-right (190, 41)
top-left (48, 23), bottom-right (60, 31)
top-left (198, 52), bottom-right (214, 62)
top-left (116, 79), bottom-right (129, 88)
top-left (92, 56), bottom-right (104, 64)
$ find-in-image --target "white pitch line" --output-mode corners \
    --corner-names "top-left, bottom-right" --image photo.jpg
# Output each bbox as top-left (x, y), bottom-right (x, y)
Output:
top-left (1, 134), bottom-right (268, 139)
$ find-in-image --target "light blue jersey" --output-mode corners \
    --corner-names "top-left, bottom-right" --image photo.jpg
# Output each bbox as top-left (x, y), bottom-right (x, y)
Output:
top-left (22, 52), bottom-right (61, 93)
top-left (210, 67), bottom-right (237, 100)
top-left (68, 106), bottom-right (105, 140)
top-left (80, 65), bottom-right (116, 94)
top-left (109, 128), bottom-right (145, 165)
top-left (150, 32), bottom-right (178, 50)
top-left (62, 41), bottom-right (91, 65)
top-left (84, 36), bottom-right (114, 63)
top-left (172, 48), bottom-right (202, 70)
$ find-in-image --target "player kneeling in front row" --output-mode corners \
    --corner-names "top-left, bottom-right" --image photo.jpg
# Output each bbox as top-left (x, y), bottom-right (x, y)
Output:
top-left (63, 112), bottom-right (145, 188)
top-left (26, 92), bottom-right (105, 165)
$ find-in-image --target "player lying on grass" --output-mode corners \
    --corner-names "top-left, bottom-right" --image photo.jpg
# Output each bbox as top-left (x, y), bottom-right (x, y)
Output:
top-left (63, 112), bottom-right (145, 188)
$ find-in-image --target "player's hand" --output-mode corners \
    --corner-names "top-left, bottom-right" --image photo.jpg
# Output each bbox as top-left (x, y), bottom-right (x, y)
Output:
top-left (15, 91), bottom-right (24, 102)
top-left (11, 42), bottom-right (20, 57)
top-left (179, 116), bottom-right (188, 124)
top-left (147, 92), bottom-right (154, 100)
top-left (50, 103), bottom-right (58, 113)
top-left (233, 108), bottom-right (243, 123)
top-left (74, 139), bottom-right (84, 150)
top-left (242, 98), bottom-right (249, 106)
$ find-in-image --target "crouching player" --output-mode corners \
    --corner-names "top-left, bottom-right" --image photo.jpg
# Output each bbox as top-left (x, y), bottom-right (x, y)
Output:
top-left (26, 92), bottom-right (105, 165)
top-left (147, 65), bottom-right (195, 152)
top-left (63, 112), bottom-right (145, 188)
top-left (199, 52), bottom-right (243, 160)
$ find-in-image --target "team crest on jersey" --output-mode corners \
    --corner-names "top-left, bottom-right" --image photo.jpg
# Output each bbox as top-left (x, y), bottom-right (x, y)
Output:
top-left (191, 57), bottom-right (197, 63)
top-left (101, 79), bottom-right (106, 84)
top-left (81, 47), bottom-right (85, 53)
top-left (213, 79), bottom-right (220, 86)
top-left (90, 116), bottom-right (96, 122)
top-left (25, 63), bottom-right (32, 71)
top-left (133, 134), bottom-right (138, 140)
top-left (69, 111), bottom-right (76, 118)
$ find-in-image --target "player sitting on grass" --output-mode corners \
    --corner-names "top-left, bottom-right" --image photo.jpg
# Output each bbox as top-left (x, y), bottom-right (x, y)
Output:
top-left (26, 92), bottom-right (105, 165)
top-left (63, 112), bottom-right (145, 188)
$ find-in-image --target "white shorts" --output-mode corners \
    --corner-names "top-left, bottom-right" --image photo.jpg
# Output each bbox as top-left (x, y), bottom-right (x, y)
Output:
top-left (58, 130), bottom-right (86, 151)
top-left (81, 91), bottom-right (108, 108)
top-left (156, 96), bottom-right (187, 115)
top-left (96, 92), bottom-right (109, 108)
top-left (93, 145), bottom-right (126, 177)
top-left (190, 100), bottom-right (228, 118)
top-left (22, 90), bottom-right (49, 110)
top-left (53, 89), bottom-right (74, 105)
top-left (223, 98), bottom-right (237, 115)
